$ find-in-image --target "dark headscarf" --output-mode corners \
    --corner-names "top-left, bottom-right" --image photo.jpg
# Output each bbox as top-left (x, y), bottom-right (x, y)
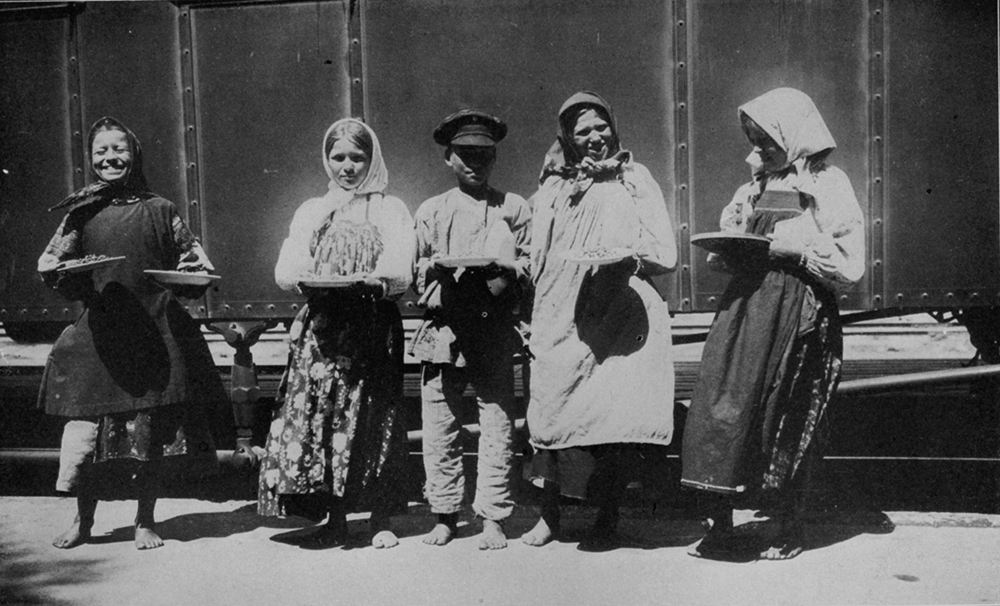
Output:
top-left (538, 91), bottom-right (631, 194)
top-left (49, 117), bottom-right (153, 212)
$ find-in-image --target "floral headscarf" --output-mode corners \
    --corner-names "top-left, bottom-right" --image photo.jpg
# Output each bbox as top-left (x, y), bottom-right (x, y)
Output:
top-left (49, 116), bottom-right (152, 212)
top-left (738, 88), bottom-right (836, 175)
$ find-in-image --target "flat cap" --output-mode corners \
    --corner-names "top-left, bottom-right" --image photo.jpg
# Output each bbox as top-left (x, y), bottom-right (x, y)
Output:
top-left (433, 109), bottom-right (507, 147)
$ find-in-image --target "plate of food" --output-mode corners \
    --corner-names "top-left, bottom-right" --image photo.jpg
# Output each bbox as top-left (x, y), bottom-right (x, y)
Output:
top-left (436, 256), bottom-right (498, 269)
top-left (144, 270), bottom-right (221, 286)
top-left (297, 274), bottom-right (366, 289)
top-left (56, 255), bottom-right (127, 273)
top-left (690, 232), bottom-right (770, 256)
top-left (562, 247), bottom-right (634, 266)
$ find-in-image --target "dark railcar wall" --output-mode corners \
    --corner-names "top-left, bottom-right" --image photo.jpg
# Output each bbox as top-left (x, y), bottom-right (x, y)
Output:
top-left (0, 0), bottom-right (996, 326)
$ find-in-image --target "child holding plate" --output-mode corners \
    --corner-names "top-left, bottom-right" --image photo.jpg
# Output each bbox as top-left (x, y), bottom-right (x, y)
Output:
top-left (38, 117), bottom-right (223, 551)
top-left (410, 109), bottom-right (531, 550)
top-left (264, 118), bottom-right (414, 549)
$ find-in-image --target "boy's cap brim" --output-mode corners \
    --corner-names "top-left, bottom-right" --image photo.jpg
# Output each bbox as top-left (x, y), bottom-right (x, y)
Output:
top-left (434, 109), bottom-right (507, 146)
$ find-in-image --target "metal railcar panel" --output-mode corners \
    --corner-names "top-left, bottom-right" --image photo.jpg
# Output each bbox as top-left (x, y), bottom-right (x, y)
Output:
top-left (686, 0), bottom-right (871, 312)
top-left (882, 1), bottom-right (1000, 309)
top-left (188, 1), bottom-right (352, 319)
top-left (0, 10), bottom-right (77, 325)
top-left (362, 0), bottom-right (680, 308)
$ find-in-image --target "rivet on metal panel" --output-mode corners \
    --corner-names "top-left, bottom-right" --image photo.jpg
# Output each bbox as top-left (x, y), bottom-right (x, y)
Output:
top-left (74, 131), bottom-right (81, 137)
top-left (677, 20), bottom-right (684, 27)
top-left (188, 163), bottom-right (196, 169)
top-left (874, 218), bottom-right (882, 226)
top-left (75, 168), bottom-right (83, 174)
top-left (682, 265), bottom-right (690, 272)
top-left (199, 306), bottom-right (206, 312)
top-left (874, 259), bottom-right (882, 267)
top-left (72, 94), bottom-right (78, 100)
top-left (245, 305), bottom-right (252, 311)
top-left (875, 52), bottom-right (882, 58)
top-left (180, 11), bottom-right (187, 19)
top-left (353, 78), bottom-right (361, 85)
top-left (42, 309), bottom-right (48, 315)
top-left (677, 62), bottom-right (685, 70)
top-left (292, 304), bottom-right (299, 311)
top-left (224, 305), bottom-right (232, 310)
top-left (183, 49), bottom-right (191, 56)
top-left (946, 292), bottom-right (955, 299)
top-left (190, 200), bottom-right (199, 206)
top-left (874, 94), bottom-right (882, 101)
top-left (0, 309), bottom-right (6, 315)
top-left (70, 56), bottom-right (77, 63)
top-left (679, 143), bottom-right (687, 150)
top-left (873, 295), bottom-right (882, 303)
top-left (352, 38), bottom-right (360, 45)
top-left (683, 298), bottom-right (690, 305)
top-left (708, 296), bottom-right (716, 304)
top-left (840, 295), bottom-right (848, 301)
top-left (896, 293), bottom-right (904, 302)
top-left (680, 223), bottom-right (689, 231)
top-left (63, 309), bottom-right (69, 314)
top-left (20, 309), bottom-right (27, 315)
top-left (874, 177), bottom-right (882, 184)
top-left (678, 102), bottom-right (686, 110)
top-left (186, 87), bottom-right (192, 93)
top-left (921, 293), bottom-right (929, 299)
top-left (874, 136), bottom-right (882, 143)
top-left (187, 125), bottom-right (195, 131)
top-left (874, 9), bottom-right (881, 16)
top-left (971, 292), bottom-right (980, 300)
top-left (268, 304), bottom-right (275, 311)
top-left (680, 184), bottom-right (687, 190)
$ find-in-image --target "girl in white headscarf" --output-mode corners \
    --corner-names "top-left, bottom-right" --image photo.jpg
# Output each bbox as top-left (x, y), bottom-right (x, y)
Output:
top-left (681, 89), bottom-right (864, 561)
top-left (260, 119), bottom-right (415, 549)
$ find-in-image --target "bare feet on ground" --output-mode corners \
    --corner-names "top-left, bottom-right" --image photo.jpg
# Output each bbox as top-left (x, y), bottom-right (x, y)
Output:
top-left (422, 522), bottom-right (456, 546)
top-left (52, 520), bottom-right (91, 549)
top-left (372, 530), bottom-right (399, 549)
top-left (134, 525), bottom-right (164, 550)
top-left (520, 517), bottom-right (557, 547)
top-left (478, 519), bottom-right (507, 550)
top-left (760, 524), bottom-right (804, 561)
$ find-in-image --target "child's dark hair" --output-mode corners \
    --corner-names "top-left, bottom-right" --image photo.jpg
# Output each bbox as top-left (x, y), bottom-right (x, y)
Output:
top-left (325, 120), bottom-right (374, 159)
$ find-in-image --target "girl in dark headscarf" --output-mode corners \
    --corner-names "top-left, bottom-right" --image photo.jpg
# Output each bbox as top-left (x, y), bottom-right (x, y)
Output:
top-left (38, 117), bottom-right (224, 550)
top-left (681, 88), bottom-right (864, 561)
top-left (521, 92), bottom-right (678, 548)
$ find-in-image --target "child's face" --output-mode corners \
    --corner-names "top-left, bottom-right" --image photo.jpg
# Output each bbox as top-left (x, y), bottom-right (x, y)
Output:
top-left (742, 116), bottom-right (787, 172)
top-left (327, 137), bottom-right (371, 190)
top-left (91, 128), bottom-right (132, 183)
top-left (572, 109), bottom-right (613, 162)
top-left (446, 145), bottom-right (495, 188)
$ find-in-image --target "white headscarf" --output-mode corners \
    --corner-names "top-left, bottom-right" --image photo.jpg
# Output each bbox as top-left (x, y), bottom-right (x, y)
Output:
top-left (738, 88), bottom-right (836, 174)
top-left (321, 118), bottom-right (388, 205)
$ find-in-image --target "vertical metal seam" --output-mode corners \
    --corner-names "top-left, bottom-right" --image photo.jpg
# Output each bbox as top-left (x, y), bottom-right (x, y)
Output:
top-left (177, 6), bottom-right (210, 317)
top-left (869, 0), bottom-right (886, 309)
top-left (67, 6), bottom-right (84, 191)
top-left (348, 0), bottom-right (365, 120)
top-left (673, 0), bottom-right (691, 312)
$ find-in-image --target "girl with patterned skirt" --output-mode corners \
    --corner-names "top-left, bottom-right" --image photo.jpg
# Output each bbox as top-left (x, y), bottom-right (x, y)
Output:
top-left (260, 118), bottom-right (415, 549)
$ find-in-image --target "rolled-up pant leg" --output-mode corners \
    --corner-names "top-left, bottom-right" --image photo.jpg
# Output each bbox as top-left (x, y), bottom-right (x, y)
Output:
top-left (470, 357), bottom-right (516, 521)
top-left (421, 364), bottom-right (466, 514)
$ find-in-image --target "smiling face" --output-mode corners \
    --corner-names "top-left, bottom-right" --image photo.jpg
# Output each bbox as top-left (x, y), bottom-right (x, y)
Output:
top-left (571, 109), bottom-right (613, 162)
top-left (327, 137), bottom-right (371, 190)
top-left (91, 128), bottom-right (132, 183)
top-left (446, 145), bottom-right (496, 189)
top-left (742, 115), bottom-right (788, 173)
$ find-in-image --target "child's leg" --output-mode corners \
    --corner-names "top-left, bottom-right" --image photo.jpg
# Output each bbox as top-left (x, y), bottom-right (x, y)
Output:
top-left (521, 477), bottom-right (560, 547)
top-left (53, 492), bottom-right (97, 549)
top-left (420, 364), bottom-right (465, 545)
top-left (134, 463), bottom-right (164, 550)
top-left (470, 359), bottom-right (516, 550)
top-left (370, 498), bottom-right (398, 549)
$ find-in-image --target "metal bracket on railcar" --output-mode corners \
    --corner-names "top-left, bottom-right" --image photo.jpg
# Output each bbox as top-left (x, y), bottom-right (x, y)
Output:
top-left (208, 319), bottom-right (278, 469)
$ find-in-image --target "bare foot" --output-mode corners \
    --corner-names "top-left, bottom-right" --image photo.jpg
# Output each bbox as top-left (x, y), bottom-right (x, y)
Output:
top-left (761, 525), bottom-right (804, 561)
top-left (135, 526), bottom-right (164, 550)
top-left (478, 519), bottom-right (507, 550)
top-left (423, 513), bottom-right (458, 546)
top-left (372, 530), bottom-right (399, 549)
top-left (520, 517), bottom-right (557, 547)
top-left (53, 521), bottom-right (91, 549)
top-left (422, 523), bottom-right (456, 546)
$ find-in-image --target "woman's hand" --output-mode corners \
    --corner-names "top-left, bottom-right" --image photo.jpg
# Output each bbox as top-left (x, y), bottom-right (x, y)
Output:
top-left (767, 235), bottom-right (805, 262)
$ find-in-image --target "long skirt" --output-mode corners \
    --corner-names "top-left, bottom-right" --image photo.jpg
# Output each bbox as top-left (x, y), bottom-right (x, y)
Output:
top-left (258, 297), bottom-right (408, 519)
top-left (680, 268), bottom-right (842, 497)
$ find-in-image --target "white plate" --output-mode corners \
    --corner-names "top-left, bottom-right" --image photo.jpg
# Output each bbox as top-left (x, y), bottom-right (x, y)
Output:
top-left (144, 270), bottom-right (221, 285)
top-left (690, 232), bottom-right (770, 255)
top-left (562, 248), bottom-right (633, 265)
top-left (298, 275), bottom-right (365, 289)
top-left (437, 256), bottom-right (498, 268)
top-left (56, 256), bottom-right (126, 273)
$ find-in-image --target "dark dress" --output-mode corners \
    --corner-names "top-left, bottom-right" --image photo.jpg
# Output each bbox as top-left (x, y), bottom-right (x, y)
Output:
top-left (680, 189), bottom-right (842, 497)
top-left (39, 196), bottom-right (224, 497)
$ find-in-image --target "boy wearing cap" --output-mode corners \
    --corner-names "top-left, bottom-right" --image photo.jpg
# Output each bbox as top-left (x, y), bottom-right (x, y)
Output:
top-left (410, 109), bottom-right (532, 550)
